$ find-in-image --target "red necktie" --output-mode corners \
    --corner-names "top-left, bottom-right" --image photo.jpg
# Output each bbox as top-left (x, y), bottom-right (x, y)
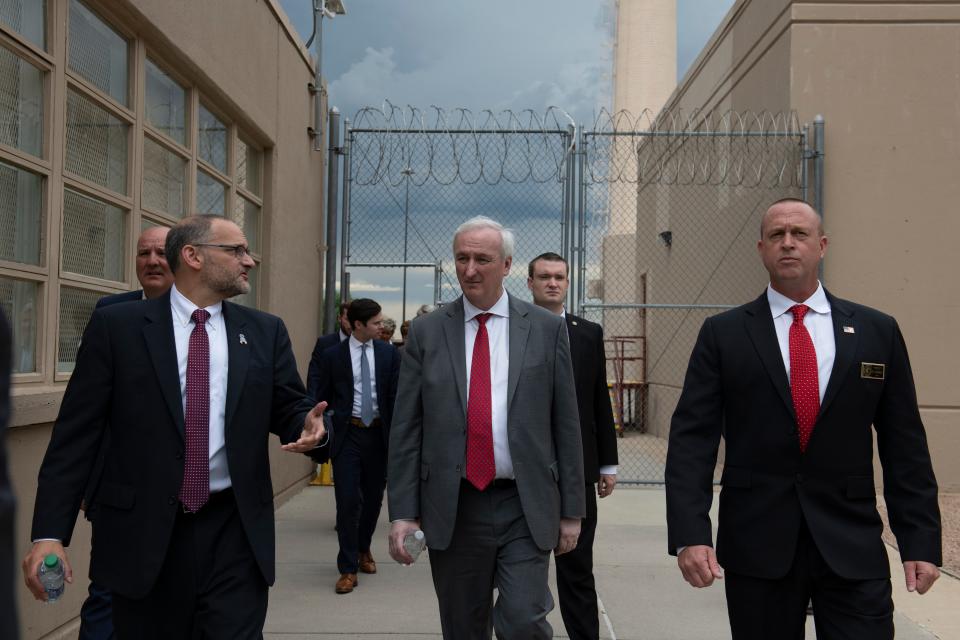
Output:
top-left (179, 308), bottom-right (210, 512)
top-left (789, 304), bottom-right (819, 453)
top-left (466, 313), bottom-right (495, 490)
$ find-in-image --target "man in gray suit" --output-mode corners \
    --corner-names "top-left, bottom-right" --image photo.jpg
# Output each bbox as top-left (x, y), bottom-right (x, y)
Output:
top-left (387, 216), bottom-right (585, 639)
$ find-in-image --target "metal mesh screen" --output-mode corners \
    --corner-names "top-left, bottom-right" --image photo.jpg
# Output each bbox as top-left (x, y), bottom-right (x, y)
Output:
top-left (196, 169), bottom-right (225, 215)
top-left (344, 106), bottom-right (572, 323)
top-left (142, 136), bottom-right (186, 217)
top-left (68, 0), bottom-right (127, 105)
top-left (198, 104), bottom-right (227, 173)
top-left (0, 0), bottom-right (46, 49)
top-left (57, 285), bottom-right (101, 373)
top-left (232, 194), bottom-right (260, 253)
top-left (61, 188), bottom-right (126, 282)
top-left (0, 44), bottom-right (43, 157)
top-left (580, 109), bottom-right (807, 483)
top-left (0, 274), bottom-right (39, 373)
top-left (65, 88), bottom-right (128, 194)
top-left (0, 158), bottom-right (43, 266)
top-left (145, 59), bottom-right (186, 145)
top-left (236, 138), bottom-right (261, 196)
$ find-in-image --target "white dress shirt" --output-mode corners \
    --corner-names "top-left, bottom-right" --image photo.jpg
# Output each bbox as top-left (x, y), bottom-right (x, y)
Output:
top-left (464, 290), bottom-right (512, 479)
top-left (559, 308), bottom-right (617, 478)
top-left (171, 284), bottom-right (232, 492)
top-left (767, 281), bottom-right (835, 401)
top-left (348, 334), bottom-right (379, 418)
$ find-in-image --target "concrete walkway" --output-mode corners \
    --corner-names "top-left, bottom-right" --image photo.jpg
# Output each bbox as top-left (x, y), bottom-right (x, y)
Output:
top-left (266, 485), bottom-right (959, 639)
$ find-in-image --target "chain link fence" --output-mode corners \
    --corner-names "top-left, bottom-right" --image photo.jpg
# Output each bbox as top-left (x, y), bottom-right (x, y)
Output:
top-left (339, 104), bottom-right (822, 483)
top-left (580, 108), bottom-right (816, 483)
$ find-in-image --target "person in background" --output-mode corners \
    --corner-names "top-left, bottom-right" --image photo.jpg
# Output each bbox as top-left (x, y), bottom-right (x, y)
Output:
top-left (307, 301), bottom-right (351, 400)
top-left (379, 317), bottom-right (396, 343)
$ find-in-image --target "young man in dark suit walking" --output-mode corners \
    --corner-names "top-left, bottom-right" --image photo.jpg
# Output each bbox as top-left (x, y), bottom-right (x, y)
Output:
top-left (528, 252), bottom-right (618, 640)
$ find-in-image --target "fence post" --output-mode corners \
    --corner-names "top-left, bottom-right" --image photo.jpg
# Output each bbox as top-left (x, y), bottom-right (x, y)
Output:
top-left (339, 120), bottom-right (352, 303)
top-left (323, 107), bottom-right (341, 335)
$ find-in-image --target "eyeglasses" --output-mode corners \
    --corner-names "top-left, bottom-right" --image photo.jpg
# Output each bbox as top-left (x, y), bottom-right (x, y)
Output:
top-left (193, 243), bottom-right (250, 258)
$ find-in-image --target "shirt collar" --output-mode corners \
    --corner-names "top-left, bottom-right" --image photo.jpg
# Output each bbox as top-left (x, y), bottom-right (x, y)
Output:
top-left (170, 283), bottom-right (223, 330)
top-left (463, 289), bottom-right (510, 323)
top-left (349, 334), bottom-right (372, 350)
top-left (767, 281), bottom-right (830, 319)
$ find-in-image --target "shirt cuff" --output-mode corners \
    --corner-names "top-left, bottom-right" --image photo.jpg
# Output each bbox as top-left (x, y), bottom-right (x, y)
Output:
top-left (599, 465), bottom-right (618, 476)
top-left (32, 538), bottom-right (61, 544)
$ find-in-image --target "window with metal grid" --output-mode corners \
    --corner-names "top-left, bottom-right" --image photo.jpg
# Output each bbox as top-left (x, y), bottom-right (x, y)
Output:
top-left (0, 45), bottom-right (44, 157)
top-left (65, 88), bottom-right (128, 194)
top-left (68, 0), bottom-right (127, 105)
top-left (0, 275), bottom-right (39, 373)
top-left (57, 284), bottom-right (101, 373)
top-left (0, 0), bottom-right (45, 50)
top-left (233, 193), bottom-right (260, 254)
top-left (236, 138), bottom-right (261, 197)
top-left (196, 169), bottom-right (225, 215)
top-left (198, 104), bottom-right (226, 173)
top-left (61, 188), bottom-right (125, 282)
top-left (0, 159), bottom-right (43, 266)
top-left (145, 58), bottom-right (186, 145)
top-left (142, 136), bottom-right (185, 217)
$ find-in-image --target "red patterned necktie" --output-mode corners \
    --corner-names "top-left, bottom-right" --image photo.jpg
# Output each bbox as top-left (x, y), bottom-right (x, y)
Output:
top-left (179, 308), bottom-right (210, 512)
top-left (466, 313), bottom-right (495, 490)
top-left (789, 304), bottom-right (819, 453)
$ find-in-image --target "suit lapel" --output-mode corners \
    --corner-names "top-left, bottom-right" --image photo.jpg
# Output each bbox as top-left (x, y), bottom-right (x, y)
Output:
top-left (743, 292), bottom-right (796, 421)
top-left (343, 339), bottom-right (355, 408)
top-left (819, 293), bottom-right (857, 419)
top-left (442, 299), bottom-right (468, 416)
top-left (506, 295), bottom-right (530, 413)
top-left (142, 293), bottom-right (185, 439)
top-left (565, 314), bottom-right (586, 376)
top-left (223, 302), bottom-right (250, 432)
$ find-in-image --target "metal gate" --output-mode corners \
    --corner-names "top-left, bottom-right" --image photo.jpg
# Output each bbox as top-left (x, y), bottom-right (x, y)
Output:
top-left (334, 104), bottom-right (823, 484)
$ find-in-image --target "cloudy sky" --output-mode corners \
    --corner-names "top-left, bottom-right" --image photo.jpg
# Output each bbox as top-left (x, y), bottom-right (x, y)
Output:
top-left (280, 0), bottom-right (735, 124)
top-left (276, 0), bottom-right (735, 333)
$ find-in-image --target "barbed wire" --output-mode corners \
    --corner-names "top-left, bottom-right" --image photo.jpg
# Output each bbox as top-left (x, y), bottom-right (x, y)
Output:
top-left (348, 101), bottom-right (575, 187)
top-left (584, 107), bottom-right (805, 188)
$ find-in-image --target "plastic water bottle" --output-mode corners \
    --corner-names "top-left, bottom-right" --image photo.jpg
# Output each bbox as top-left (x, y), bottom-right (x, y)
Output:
top-left (38, 554), bottom-right (65, 602)
top-left (402, 529), bottom-right (426, 563)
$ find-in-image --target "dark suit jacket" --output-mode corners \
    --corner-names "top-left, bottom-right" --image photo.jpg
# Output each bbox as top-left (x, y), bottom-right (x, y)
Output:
top-left (315, 339), bottom-right (400, 459)
top-left (665, 290), bottom-right (941, 581)
top-left (566, 314), bottom-right (617, 482)
top-left (307, 331), bottom-right (345, 400)
top-left (31, 291), bottom-right (315, 598)
top-left (389, 294), bottom-right (585, 552)
top-left (0, 310), bottom-right (17, 639)
top-left (95, 289), bottom-right (143, 309)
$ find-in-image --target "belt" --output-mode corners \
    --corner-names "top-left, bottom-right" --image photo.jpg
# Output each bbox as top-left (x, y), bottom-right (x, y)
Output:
top-left (462, 478), bottom-right (516, 491)
top-left (180, 487), bottom-right (234, 515)
top-left (349, 416), bottom-right (382, 428)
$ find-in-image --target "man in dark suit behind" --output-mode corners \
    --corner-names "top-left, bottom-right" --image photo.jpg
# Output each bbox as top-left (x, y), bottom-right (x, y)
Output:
top-left (388, 216), bottom-right (585, 639)
top-left (307, 300), bottom-right (351, 400)
top-left (81, 224), bottom-right (175, 640)
top-left (0, 309), bottom-right (18, 639)
top-left (665, 198), bottom-right (941, 639)
top-left (528, 252), bottom-right (618, 640)
top-left (314, 298), bottom-right (400, 594)
top-left (23, 214), bottom-right (327, 639)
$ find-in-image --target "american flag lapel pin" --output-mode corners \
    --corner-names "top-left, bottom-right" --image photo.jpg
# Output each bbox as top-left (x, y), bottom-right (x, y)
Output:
top-left (239, 333), bottom-right (247, 345)
top-left (843, 326), bottom-right (855, 334)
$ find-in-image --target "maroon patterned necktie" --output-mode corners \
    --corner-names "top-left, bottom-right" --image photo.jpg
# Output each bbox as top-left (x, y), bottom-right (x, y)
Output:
top-left (466, 313), bottom-right (495, 490)
top-left (789, 304), bottom-right (819, 452)
top-left (179, 308), bottom-right (210, 512)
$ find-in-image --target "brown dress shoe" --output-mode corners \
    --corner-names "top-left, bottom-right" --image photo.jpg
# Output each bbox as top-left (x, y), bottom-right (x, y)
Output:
top-left (335, 573), bottom-right (358, 594)
top-left (358, 551), bottom-right (377, 574)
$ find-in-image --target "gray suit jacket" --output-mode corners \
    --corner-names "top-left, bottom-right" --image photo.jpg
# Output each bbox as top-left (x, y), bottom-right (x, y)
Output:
top-left (388, 294), bottom-right (585, 552)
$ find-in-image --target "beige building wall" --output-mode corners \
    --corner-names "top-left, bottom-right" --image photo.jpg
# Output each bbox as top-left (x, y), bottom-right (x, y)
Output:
top-left (2, 1), bottom-right (329, 637)
top-left (619, 0), bottom-right (960, 489)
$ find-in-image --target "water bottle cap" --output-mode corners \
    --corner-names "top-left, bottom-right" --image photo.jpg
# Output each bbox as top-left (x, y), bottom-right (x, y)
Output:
top-left (43, 554), bottom-right (59, 568)
top-left (414, 530), bottom-right (424, 540)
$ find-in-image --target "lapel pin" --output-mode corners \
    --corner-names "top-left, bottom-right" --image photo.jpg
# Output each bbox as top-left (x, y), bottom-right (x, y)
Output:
top-left (239, 333), bottom-right (247, 345)
top-left (571, 320), bottom-right (578, 326)
top-left (843, 326), bottom-right (855, 334)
